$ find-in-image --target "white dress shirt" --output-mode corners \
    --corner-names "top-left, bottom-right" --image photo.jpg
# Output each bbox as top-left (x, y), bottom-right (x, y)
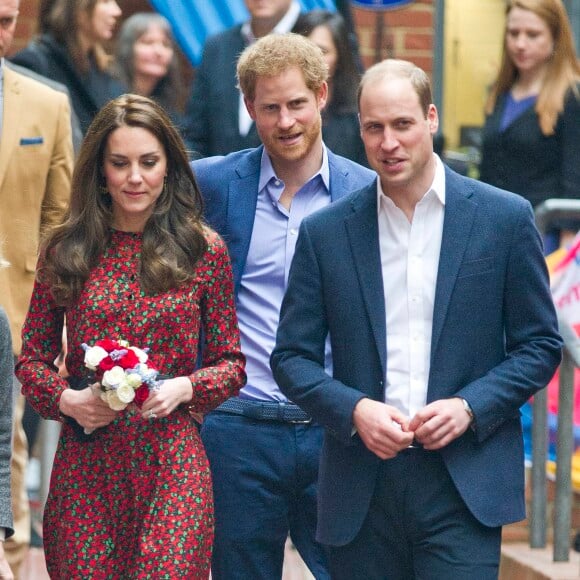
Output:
top-left (377, 154), bottom-right (446, 418)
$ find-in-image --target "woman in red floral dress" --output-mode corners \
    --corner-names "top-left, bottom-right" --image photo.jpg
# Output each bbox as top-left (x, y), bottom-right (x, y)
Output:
top-left (16, 94), bottom-right (246, 579)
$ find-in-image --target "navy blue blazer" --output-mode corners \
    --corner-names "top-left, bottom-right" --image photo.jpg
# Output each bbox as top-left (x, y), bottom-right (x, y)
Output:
top-left (271, 166), bottom-right (562, 545)
top-left (191, 146), bottom-right (375, 292)
top-left (183, 25), bottom-right (261, 158)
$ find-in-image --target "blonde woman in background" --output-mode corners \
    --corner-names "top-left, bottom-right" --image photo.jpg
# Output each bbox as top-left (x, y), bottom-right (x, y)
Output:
top-left (479, 0), bottom-right (580, 253)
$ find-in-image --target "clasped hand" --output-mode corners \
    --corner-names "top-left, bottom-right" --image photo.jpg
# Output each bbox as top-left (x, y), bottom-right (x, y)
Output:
top-left (138, 376), bottom-right (193, 421)
top-left (352, 397), bottom-right (472, 459)
top-left (59, 382), bottom-right (118, 433)
top-left (60, 377), bottom-right (194, 431)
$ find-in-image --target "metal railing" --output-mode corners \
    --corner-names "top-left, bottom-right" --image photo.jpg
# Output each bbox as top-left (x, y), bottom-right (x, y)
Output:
top-left (530, 199), bottom-right (580, 561)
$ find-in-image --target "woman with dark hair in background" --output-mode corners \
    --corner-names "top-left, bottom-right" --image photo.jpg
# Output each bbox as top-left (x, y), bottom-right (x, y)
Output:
top-left (114, 12), bottom-right (185, 129)
top-left (10, 0), bottom-right (125, 135)
top-left (16, 94), bottom-right (246, 578)
top-left (292, 10), bottom-right (368, 166)
top-left (479, 0), bottom-right (580, 252)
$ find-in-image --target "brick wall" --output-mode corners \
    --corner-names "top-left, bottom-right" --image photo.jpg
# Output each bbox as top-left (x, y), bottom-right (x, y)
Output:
top-left (11, 0), bottom-right (39, 54)
top-left (352, 0), bottom-right (435, 74)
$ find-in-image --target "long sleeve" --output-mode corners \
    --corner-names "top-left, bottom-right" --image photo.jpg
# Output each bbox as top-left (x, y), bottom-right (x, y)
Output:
top-left (0, 309), bottom-right (14, 538)
top-left (16, 275), bottom-right (68, 421)
top-left (189, 232), bottom-right (246, 413)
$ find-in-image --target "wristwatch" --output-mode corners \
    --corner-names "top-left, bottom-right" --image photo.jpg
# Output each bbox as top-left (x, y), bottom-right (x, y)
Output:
top-left (461, 398), bottom-right (475, 426)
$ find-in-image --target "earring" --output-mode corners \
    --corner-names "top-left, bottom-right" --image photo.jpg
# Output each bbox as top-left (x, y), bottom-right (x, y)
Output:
top-left (99, 186), bottom-right (108, 195)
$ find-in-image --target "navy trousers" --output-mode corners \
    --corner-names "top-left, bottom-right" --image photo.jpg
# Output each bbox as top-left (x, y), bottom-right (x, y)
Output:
top-left (200, 412), bottom-right (330, 580)
top-left (328, 448), bottom-right (502, 580)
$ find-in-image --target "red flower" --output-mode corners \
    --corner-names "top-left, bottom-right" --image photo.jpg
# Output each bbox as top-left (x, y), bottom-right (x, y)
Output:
top-left (95, 339), bottom-right (120, 351)
top-left (134, 384), bottom-right (149, 408)
top-left (118, 349), bottom-right (139, 370)
top-left (98, 356), bottom-right (116, 371)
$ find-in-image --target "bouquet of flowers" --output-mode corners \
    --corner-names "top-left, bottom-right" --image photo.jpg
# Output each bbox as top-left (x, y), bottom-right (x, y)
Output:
top-left (82, 338), bottom-right (162, 412)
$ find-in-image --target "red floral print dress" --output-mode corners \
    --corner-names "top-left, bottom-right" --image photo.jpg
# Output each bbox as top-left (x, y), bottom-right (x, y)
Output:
top-left (17, 229), bottom-right (246, 579)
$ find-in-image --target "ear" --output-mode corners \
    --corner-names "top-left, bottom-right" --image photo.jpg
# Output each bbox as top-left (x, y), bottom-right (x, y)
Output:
top-left (427, 104), bottom-right (439, 135)
top-left (244, 96), bottom-right (257, 121)
top-left (317, 81), bottom-right (329, 111)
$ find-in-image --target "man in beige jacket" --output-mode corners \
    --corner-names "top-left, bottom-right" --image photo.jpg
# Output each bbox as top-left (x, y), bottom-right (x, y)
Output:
top-left (0, 0), bottom-right (73, 575)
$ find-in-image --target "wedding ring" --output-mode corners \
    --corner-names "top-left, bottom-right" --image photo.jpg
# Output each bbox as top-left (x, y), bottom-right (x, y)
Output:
top-left (148, 411), bottom-right (157, 420)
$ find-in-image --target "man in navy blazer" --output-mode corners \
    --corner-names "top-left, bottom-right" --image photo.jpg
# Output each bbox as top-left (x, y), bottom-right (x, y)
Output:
top-left (183, 0), bottom-right (301, 158)
top-left (191, 34), bottom-right (374, 579)
top-left (271, 59), bottom-right (562, 578)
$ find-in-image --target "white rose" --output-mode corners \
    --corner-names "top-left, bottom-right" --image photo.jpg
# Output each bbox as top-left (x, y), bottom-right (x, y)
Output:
top-left (129, 346), bottom-right (149, 363)
top-left (102, 366), bottom-right (126, 388)
top-left (106, 390), bottom-right (128, 411)
top-left (84, 346), bottom-right (109, 371)
top-left (116, 383), bottom-right (136, 404)
top-left (126, 373), bottom-right (143, 388)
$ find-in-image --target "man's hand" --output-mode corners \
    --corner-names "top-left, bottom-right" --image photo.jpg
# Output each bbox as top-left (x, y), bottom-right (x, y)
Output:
top-left (408, 397), bottom-right (472, 450)
top-left (352, 398), bottom-right (414, 459)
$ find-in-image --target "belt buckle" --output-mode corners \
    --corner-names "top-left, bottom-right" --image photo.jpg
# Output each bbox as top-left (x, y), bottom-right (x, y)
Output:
top-left (407, 438), bottom-right (424, 449)
top-left (278, 402), bottom-right (311, 424)
top-left (289, 417), bottom-right (312, 424)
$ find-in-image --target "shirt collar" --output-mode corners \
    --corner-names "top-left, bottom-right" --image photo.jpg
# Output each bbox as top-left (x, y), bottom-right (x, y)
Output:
top-left (377, 153), bottom-right (446, 212)
top-left (259, 143), bottom-right (331, 195)
top-left (242, 0), bottom-right (301, 45)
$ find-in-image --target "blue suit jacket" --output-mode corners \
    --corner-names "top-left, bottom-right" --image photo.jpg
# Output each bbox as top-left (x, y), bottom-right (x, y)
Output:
top-left (192, 146), bottom-right (375, 292)
top-left (271, 167), bottom-right (562, 545)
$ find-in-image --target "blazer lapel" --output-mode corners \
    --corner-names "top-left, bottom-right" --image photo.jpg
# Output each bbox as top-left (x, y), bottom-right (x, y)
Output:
top-left (227, 148), bottom-right (262, 290)
top-left (0, 69), bottom-right (22, 190)
top-left (345, 185), bottom-right (387, 374)
top-left (327, 151), bottom-right (350, 202)
top-left (430, 170), bottom-right (477, 361)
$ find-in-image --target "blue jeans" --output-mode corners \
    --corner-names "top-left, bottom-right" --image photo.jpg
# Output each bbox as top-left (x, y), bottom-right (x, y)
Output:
top-left (201, 412), bottom-right (329, 580)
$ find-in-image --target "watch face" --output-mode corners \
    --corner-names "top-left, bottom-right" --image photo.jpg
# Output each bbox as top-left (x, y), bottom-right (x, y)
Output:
top-left (462, 398), bottom-right (474, 423)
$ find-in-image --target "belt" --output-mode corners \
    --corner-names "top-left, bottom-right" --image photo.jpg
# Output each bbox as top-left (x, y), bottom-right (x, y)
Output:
top-left (408, 437), bottom-right (424, 449)
top-left (216, 397), bottom-right (312, 424)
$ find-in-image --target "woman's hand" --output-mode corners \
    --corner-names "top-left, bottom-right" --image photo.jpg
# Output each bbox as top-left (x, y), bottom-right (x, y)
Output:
top-left (139, 377), bottom-right (193, 421)
top-left (59, 383), bottom-right (119, 432)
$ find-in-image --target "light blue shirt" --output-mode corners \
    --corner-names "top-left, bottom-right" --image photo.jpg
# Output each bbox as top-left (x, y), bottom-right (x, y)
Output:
top-left (237, 146), bottom-right (331, 401)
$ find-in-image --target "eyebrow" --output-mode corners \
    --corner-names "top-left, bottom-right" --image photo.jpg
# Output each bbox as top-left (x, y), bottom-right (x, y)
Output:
top-left (107, 151), bottom-right (161, 158)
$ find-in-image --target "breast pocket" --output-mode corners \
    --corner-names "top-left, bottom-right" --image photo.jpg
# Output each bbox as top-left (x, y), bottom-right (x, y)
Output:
top-left (456, 257), bottom-right (494, 279)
